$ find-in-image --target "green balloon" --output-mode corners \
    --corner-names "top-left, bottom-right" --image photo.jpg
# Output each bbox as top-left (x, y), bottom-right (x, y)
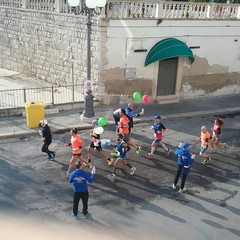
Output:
top-left (98, 117), bottom-right (107, 127)
top-left (133, 92), bottom-right (141, 101)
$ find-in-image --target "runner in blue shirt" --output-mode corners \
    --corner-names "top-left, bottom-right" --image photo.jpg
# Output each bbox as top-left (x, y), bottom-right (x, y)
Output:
top-left (108, 133), bottom-right (136, 181)
top-left (147, 115), bottom-right (171, 158)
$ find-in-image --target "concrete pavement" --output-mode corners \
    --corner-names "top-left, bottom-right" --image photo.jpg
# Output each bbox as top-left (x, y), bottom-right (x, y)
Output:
top-left (0, 94), bottom-right (239, 240)
top-left (0, 93), bottom-right (240, 138)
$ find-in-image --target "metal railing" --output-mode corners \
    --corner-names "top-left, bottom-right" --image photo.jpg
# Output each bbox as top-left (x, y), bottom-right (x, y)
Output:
top-left (105, 0), bottom-right (240, 19)
top-left (0, 84), bottom-right (85, 110)
top-left (0, 0), bottom-right (240, 19)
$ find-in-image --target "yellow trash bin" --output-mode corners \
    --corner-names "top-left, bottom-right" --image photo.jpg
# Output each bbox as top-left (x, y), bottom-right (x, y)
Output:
top-left (25, 101), bottom-right (45, 128)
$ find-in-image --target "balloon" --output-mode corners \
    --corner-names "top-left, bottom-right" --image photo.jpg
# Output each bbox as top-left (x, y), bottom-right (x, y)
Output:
top-left (142, 95), bottom-right (150, 103)
top-left (98, 117), bottom-right (107, 127)
top-left (133, 92), bottom-right (141, 101)
top-left (93, 126), bottom-right (104, 135)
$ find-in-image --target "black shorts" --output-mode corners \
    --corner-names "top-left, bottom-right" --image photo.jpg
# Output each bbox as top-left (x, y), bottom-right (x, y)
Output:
top-left (72, 153), bottom-right (82, 157)
top-left (90, 141), bottom-right (102, 151)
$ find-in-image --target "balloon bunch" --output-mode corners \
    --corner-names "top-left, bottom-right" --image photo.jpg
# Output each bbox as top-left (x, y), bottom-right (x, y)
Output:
top-left (133, 92), bottom-right (150, 103)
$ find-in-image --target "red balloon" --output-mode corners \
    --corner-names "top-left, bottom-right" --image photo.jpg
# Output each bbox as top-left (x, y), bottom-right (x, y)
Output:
top-left (142, 95), bottom-right (150, 103)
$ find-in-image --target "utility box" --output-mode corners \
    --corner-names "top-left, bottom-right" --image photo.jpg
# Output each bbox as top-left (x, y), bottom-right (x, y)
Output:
top-left (25, 101), bottom-right (45, 128)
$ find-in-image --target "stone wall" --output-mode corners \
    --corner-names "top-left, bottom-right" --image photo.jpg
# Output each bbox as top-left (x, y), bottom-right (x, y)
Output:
top-left (0, 7), bottom-right (100, 87)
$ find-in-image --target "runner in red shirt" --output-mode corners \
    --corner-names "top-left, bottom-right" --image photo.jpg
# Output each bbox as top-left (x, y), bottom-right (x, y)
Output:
top-left (65, 128), bottom-right (91, 175)
top-left (211, 118), bottom-right (226, 151)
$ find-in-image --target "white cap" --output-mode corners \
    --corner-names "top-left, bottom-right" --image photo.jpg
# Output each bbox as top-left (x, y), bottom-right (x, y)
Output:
top-left (40, 119), bottom-right (48, 125)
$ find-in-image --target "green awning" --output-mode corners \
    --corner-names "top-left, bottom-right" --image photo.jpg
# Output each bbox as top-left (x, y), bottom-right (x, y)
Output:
top-left (144, 38), bottom-right (194, 66)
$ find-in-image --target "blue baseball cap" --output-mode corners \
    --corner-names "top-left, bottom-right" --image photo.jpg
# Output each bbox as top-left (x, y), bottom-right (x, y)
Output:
top-left (92, 120), bottom-right (98, 126)
top-left (155, 115), bottom-right (161, 120)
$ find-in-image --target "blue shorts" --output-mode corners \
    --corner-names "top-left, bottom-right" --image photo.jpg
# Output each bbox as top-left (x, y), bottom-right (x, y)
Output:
top-left (118, 154), bottom-right (126, 159)
top-left (154, 138), bottom-right (162, 143)
top-left (200, 146), bottom-right (208, 154)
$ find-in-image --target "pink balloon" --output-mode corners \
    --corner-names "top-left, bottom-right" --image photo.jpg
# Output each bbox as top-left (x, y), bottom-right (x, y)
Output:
top-left (142, 95), bottom-right (150, 103)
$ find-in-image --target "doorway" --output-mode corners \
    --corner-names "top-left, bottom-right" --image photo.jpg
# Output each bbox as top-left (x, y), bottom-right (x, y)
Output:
top-left (156, 57), bottom-right (178, 96)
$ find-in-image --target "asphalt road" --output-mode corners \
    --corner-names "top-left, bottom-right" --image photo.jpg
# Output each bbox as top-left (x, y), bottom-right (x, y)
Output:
top-left (0, 114), bottom-right (239, 240)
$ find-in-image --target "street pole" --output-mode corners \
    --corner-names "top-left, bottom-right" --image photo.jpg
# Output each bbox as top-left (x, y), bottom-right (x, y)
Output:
top-left (67, 0), bottom-right (106, 118)
top-left (87, 7), bottom-right (91, 82)
top-left (83, 7), bottom-right (95, 117)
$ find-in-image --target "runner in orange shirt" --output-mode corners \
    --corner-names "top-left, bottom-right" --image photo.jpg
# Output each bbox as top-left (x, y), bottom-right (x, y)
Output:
top-left (197, 126), bottom-right (213, 164)
top-left (65, 128), bottom-right (91, 175)
top-left (118, 109), bottom-right (140, 153)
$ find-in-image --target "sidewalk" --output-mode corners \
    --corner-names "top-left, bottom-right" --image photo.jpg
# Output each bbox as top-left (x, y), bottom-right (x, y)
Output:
top-left (0, 94), bottom-right (240, 139)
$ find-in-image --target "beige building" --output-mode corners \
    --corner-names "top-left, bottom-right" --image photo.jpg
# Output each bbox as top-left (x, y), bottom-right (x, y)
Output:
top-left (100, 1), bottom-right (240, 104)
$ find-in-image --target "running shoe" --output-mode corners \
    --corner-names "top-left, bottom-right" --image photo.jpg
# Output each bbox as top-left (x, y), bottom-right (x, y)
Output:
top-left (146, 153), bottom-right (153, 158)
top-left (51, 152), bottom-right (56, 159)
top-left (107, 158), bottom-right (113, 166)
top-left (70, 212), bottom-right (78, 220)
top-left (82, 213), bottom-right (89, 219)
top-left (172, 184), bottom-right (177, 190)
top-left (130, 167), bottom-right (136, 175)
top-left (208, 155), bottom-right (212, 161)
top-left (179, 188), bottom-right (186, 193)
top-left (136, 146), bottom-right (141, 154)
top-left (166, 148), bottom-right (171, 156)
top-left (49, 154), bottom-right (55, 161)
top-left (82, 162), bottom-right (88, 166)
top-left (107, 174), bottom-right (115, 182)
top-left (202, 160), bottom-right (209, 165)
top-left (111, 151), bottom-right (119, 157)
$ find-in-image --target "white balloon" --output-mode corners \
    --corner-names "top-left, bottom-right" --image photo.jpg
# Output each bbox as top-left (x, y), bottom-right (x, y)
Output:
top-left (93, 126), bottom-right (104, 135)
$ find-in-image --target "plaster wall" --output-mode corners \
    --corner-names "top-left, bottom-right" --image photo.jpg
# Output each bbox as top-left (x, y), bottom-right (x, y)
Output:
top-left (102, 19), bottom-right (240, 98)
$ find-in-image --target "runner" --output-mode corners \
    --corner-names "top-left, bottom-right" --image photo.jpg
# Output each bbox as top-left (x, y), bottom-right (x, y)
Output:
top-left (125, 103), bottom-right (144, 154)
top-left (172, 142), bottom-right (195, 193)
top-left (115, 108), bottom-right (141, 155)
top-left (211, 118), bottom-right (227, 151)
top-left (69, 161), bottom-right (96, 220)
top-left (65, 128), bottom-right (91, 176)
top-left (39, 119), bottom-right (55, 161)
top-left (109, 133), bottom-right (136, 180)
top-left (87, 120), bottom-right (113, 166)
top-left (146, 115), bottom-right (171, 158)
top-left (197, 126), bottom-right (212, 164)
top-left (113, 107), bottom-right (122, 127)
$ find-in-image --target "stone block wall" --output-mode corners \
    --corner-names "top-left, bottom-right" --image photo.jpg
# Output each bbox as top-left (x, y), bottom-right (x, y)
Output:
top-left (0, 7), bottom-right (100, 87)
